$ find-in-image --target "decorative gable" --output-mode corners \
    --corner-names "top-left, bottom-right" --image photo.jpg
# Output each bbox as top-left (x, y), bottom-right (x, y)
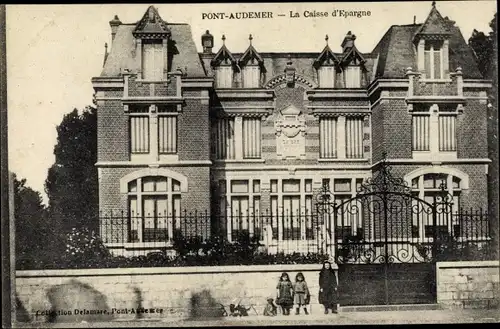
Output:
top-left (340, 32), bottom-right (366, 67)
top-left (239, 35), bottom-right (264, 67)
top-left (341, 46), bottom-right (366, 67)
top-left (313, 35), bottom-right (340, 69)
top-left (211, 35), bottom-right (236, 67)
top-left (413, 1), bottom-right (451, 43)
top-left (133, 6), bottom-right (171, 40)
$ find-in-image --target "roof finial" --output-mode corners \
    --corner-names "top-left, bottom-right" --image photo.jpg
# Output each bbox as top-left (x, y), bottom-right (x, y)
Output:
top-left (432, 1), bottom-right (436, 7)
top-left (249, 34), bottom-right (253, 45)
top-left (325, 34), bottom-right (329, 45)
top-left (222, 34), bottom-right (226, 45)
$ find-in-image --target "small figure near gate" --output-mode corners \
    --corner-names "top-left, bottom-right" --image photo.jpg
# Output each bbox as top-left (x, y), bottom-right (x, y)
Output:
top-left (318, 260), bottom-right (339, 314)
top-left (276, 272), bottom-right (294, 315)
top-left (293, 272), bottom-right (310, 315)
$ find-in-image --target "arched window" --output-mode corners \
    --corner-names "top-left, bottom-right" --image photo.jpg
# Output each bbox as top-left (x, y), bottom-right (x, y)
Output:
top-left (127, 175), bottom-right (181, 243)
top-left (410, 173), bottom-right (462, 240)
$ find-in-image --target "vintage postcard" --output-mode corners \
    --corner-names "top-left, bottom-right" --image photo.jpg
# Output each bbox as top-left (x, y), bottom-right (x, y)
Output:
top-left (2, 1), bottom-right (499, 327)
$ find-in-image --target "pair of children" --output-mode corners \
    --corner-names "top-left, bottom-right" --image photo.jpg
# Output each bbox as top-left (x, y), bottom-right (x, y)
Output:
top-left (274, 272), bottom-right (310, 315)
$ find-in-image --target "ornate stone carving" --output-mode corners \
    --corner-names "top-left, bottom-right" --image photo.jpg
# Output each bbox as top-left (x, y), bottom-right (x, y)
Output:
top-left (275, 105), bottom-right (307, 159)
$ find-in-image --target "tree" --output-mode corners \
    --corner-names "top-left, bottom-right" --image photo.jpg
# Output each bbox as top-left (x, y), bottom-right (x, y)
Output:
top-left (13, 174), bottom-right (58, 269)
top-left (44, 106), bottom-right (98, 234)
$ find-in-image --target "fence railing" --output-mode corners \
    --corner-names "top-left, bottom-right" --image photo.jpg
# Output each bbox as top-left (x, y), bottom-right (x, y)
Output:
top-left (15, 208), bottom-right (494, 270)
top-left (98, 208), bottom-right (493, 259)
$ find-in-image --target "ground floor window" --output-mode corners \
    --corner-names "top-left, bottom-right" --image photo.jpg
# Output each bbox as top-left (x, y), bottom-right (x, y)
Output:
top-left (411, 173), bottom-right (461, 240)
top-left (322, 178), bottom-right (364, 239)
top-left (217, 179), bottom-right (261, 240)
top-left (127, 176), bottom-right (181, 242)
top-left (270, 178), bottom-right (314, 240)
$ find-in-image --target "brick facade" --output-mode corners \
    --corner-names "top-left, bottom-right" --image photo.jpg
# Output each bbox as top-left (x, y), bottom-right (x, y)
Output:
top-left (91, 4), bottom-right (494, 254)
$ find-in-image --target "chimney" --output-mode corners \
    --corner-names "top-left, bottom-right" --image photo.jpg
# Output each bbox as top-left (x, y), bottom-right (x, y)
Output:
top-left (109, 15), bottom-right (122, 43)
top-left (341, 31), bottom-right (356, 53)
top-left (201, 30), bottom-right (214, 54)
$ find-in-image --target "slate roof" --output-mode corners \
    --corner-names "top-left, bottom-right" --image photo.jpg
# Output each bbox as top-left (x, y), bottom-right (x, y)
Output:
top-left (101, 5), bottom-right (483, 81)
top-left (101, 23), bottom-right (206, 77)
top-left (371, 23), bottom-right (482, 79)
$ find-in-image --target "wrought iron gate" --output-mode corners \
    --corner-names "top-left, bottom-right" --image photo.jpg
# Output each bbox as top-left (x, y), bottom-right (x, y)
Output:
top-left (316, 160), bottom-right (454, 305)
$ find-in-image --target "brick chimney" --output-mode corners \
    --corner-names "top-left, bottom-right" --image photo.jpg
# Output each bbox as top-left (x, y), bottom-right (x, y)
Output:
top-left (109, 15), bottom-right (122, 43)
top-left (341, 31), bottom-right (356, 53)
top-left (201, 30), bottom-right (214, 54)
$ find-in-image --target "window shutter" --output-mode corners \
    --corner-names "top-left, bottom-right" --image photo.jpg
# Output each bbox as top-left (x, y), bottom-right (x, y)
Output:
top-left (243, 117), bottom-right (261, 158)
top-left (216, 117), bottom-right (236, 159)
top-left (320, 117), bottom-right (337, 158)
top-left (412, 115), bottom-right (430, 151)
top-left (130, 116), bottom-right (150, 153)
top-left (319, 66), bottom-right (335, 88)
top-left (142, 42), bottom-right (163, 80)
top-left (345, 117), bottom-right (363, 158)
top-left (217, 66), bottom-right (233, 88)
top-left (438, 115), bottom-right (456, 151)
top-left (243, 66), bottom-right (260, 88)
top-left (345, 67), bottom-right (361, 88)
top-left (158, 116), bottom-right (177, 154)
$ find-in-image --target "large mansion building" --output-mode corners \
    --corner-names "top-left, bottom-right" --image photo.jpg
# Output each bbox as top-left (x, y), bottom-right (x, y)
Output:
top-left (92, 4), bottom-right (492, 255)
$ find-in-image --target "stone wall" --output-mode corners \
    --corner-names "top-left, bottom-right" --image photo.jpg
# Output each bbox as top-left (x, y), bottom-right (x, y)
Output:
top-left (436, 261), bottom-right (500, 309)
top-left (16, 264), bottom-right (324, 323)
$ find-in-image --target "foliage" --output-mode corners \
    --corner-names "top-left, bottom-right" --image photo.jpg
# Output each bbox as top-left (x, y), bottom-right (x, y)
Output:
top-left (44, 106), bottom-right (98, 234)
top-left (13, 173), bottom-right (65, 270)
top-left (61, 228), bottom-right (112, 267)
top-left (433, 232), bottom-right (495, 262)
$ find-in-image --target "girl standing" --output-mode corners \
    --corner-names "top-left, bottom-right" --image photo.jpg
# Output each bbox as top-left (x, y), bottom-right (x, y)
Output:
top-left (293, 272), bottom-right (310, 315)
top-left (318, 260), bottom-right (339, 314)
top-left (276, 272), bottom-right (293, 315)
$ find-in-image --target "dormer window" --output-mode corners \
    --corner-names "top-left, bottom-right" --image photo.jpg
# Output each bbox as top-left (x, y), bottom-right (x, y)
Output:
top-left (314, 35), bottom-right (339, 89)
top-left (132, 6), bottom-right (171, 81)
top-left (339, 32), bottom-right (365, 89)
top-left (242, 65), bottom-right (260, 88)
top-left (413, 2), bottom-right (451, 80)
top-left (239, 34), bottom-right (264, 88)
top-left (216, 65), bottom-right (233, 88)
top-left (142, 40), bottom-right (164, 80)
top-left (424, 40), bottom-right (444, 79)
top-left (345, 66), bottom-right (361, 88)
top-left (318, 66), bottom-right (335, 88)
top-left (211, 35), bottom-right (237, 89)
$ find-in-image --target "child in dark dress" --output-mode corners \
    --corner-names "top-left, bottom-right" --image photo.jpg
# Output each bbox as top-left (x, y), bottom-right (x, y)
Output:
top-left (276, 272), bottom-right (293, 315)
top-left (318, 260), bottom-right (339, 314)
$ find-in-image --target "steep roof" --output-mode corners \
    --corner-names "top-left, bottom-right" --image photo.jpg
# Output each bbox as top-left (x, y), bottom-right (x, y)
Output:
top-left (101, 23), bottom-right (206, 77)
top-left (371, 24), bottom-right (482, 79)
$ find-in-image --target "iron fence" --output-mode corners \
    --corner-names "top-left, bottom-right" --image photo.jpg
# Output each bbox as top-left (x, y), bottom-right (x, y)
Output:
top-left (98, 207), bottom-right (493, 261)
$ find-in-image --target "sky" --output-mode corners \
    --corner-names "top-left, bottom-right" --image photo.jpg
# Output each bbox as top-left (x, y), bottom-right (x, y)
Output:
top-left (6, 1), bottom-right (497, 204)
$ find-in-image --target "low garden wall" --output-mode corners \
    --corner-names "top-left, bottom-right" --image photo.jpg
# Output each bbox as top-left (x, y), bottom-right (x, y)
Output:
top-left (436, 260), bottom-right (499, 309)
top-left (15, 260), bottom-right (500, 323)
top-left (16, 264), bottom-right (324, 323)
